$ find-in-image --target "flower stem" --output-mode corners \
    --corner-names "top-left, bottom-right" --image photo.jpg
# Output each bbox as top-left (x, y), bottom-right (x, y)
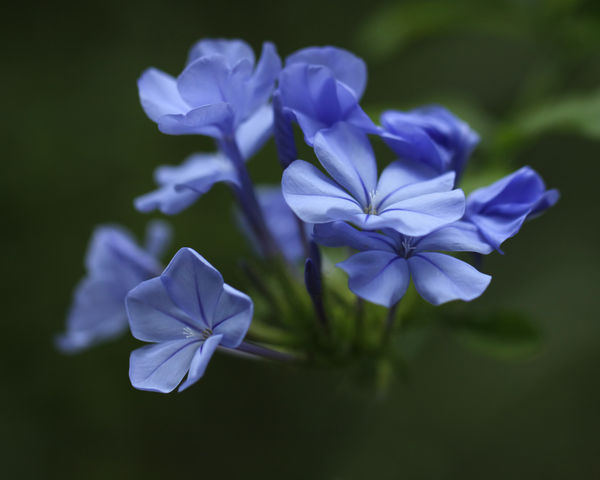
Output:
top-left (381, 303), bottom-right (399, 346)
top-left (218, 135), bottom-right (278, 258)
top-left (234, 342), bottom-right (298, 362)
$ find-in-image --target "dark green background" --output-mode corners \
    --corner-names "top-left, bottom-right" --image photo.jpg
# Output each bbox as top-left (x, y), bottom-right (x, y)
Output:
top-left (3, 0), bottom-right (599, 478)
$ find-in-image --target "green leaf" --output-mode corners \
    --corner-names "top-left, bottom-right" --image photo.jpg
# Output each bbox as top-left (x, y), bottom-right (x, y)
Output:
top-left (444, 311), bottom-right (542, 359)
top-left (508, 89), bottom-right (600, 141)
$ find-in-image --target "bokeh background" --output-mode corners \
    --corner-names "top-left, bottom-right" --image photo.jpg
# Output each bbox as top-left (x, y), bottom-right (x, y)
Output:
top-left (3, 0), bottom-right (600, 478)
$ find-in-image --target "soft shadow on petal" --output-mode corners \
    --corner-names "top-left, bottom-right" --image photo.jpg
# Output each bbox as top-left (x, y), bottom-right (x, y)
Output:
top-left (408, 252), bottom-right (491, 305)
top-left (178, 334), bottom-right (223, 391)
top-left (338, 251), bottom-right (410, 307)
top-left (129, 339), bottom-right (201, 393)
top-left (138, 68), bottom-right (189, 122)
top-left (212, 285), bottom-right (253, 348)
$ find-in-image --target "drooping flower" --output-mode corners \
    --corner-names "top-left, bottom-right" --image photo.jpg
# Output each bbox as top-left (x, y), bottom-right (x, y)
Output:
top-left (275, 63), bottom-right (376, 147)
top-left (380, 106), bottom-right (480, 183)
top-left (314, 221), bottom-right (492, 307)
top-left (285, 46), bottom-right (368, 99)
top-left (56, 221), bottom-right (171, 353)
top-left (282, 122), bottom-right (466, 236)
top-left (237, 186), bottom-right (310, 263)
top-left (127, 248), bottom-right (253, 393)
top-left (464, 166), bottom-right (559, 251)
top-left (138, 38), bottom-right (281, 140)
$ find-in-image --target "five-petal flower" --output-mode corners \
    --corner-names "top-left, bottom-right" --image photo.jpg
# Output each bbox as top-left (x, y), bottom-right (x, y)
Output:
top-left (314, 221), bottom-right (492, 307)
top-left (57, 222), bottom-right (170, 352)
top-left (282, 122), bottom-right (466, 236)
top-left (127, 247), bottom-right (253, 393)
top-left (464, 166), bottom-right (560, 251)
top-left (138, 38), bottom-right (281, 139)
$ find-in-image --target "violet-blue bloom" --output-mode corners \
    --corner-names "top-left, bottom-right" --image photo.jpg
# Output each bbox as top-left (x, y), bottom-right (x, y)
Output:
top-left (127, 247), bottom-right (253, 393)
top-left (57, 222), bottom-right (170, 353)
top-left (135, 100), bottom-right (275, 215)
top-left (238, 186), bottom-right (310, 263)
top-left (464, 166), bottom-right (559, 251)
top-left (285, 46), bottom-right (368, 99)
top-left (380, 106), bottom-right (479, 183)
top-left (314, 221), bottom-right (491, 307)
top-left (282, 123), bottom-right (466, 236)
top-left (138, 38), bottom-right (281, 139)
top-left (276, 63), bottom-right (376, 146)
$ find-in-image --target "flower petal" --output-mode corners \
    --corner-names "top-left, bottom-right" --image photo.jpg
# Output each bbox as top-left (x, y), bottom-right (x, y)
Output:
top-left (161, 248), bottom-right (224, 327)
top-left (178, 334), bottom-right (223, 391)
top-left (126, 277), bottom-right (198, 342)
top-left (313, 123), bottom-right (378, 207)
top-left (313, 222), bottom-right (396, 252)
top-left (129, 339), bottom-right (200, 393)
top-left (374, 159), bottom-right (439, 203)
top-left (56, 277), bottom-right (128, 353)
top-left (157, 103), bottom-right (234, 137)
top-left (138, 68), bottom-right (190, 122)
top-left (286, 46), bottom-right (367, 99)
top-left (415, 220), bottom-right (493, 254)
top-left (408, 252), bottom-right (491, 305)
top-left (281, 160), bottom-right (362, 223)
top-left (338, 251), bottom-right (410, 307)
top-left (187, 39), bottom-right (255, 68)
top-left (177, 55), bottom-right (229, 107)
top-left (144, 220), bottom-right (172, 258)
top-left (235, 103), bottom-right (274, 160)
top-left (376, 171), bottom-right (456, 211)
top-left (247, 42), bottom-right (281, 113)
top-left (212, 285), bottom-right (253, 348)
top-left (362, 190), bottom-right (465, 236)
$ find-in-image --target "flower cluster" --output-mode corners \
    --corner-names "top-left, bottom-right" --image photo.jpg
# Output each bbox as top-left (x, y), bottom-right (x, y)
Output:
top-left (58, 39), bottom-right (558, 392)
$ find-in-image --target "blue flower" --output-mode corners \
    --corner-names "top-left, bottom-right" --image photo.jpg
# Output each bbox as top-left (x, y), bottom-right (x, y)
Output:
top-left (127, 248), bottom-right (253, 393)
top-left (314, 221), bottom-right (492, 307)
top-left (285, 46), bottom-right (368, 99)
top-left (56, 221), bottom-right (171, 353)
top-left (380, 106), bottom-right (480, 183)
top-left (138, 39), bottom-right (281, 139)
top-left (238, 186), bottom-right (311, 263)
top-left (282, 122), bottom-right (466, 236)
top-left (464, 166), bottom-right (559, 251)
top-left (275, 62), bottom-right (376, 147)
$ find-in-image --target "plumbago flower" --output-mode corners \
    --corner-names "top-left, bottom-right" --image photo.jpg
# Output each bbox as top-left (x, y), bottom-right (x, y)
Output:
top-left (138, 39), bottom-right (281, 140)
top-left (314, 221), bottom-right (492, 307)
top-left (282, 122), bottom-right (465, 235)
top-left (57, 221), bottom-right (171, 352)
top-left (127, 248), bottom-right (253, 392)
top-left (463, 166), bottom-right (559, 251)
top-left (134, 108), bottom-right (274, 215)
top-left (380, 106), bottom-right (480, 183)
top-left (60, 38), bottom-right (560, 393)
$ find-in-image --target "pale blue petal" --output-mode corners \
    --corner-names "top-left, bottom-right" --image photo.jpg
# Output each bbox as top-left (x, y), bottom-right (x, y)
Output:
top-left (338, 251), bottom-right (410, 307)
top-left (408, 252), bottom-right (491, 305)
top-left (313, 123), bottom-right (378, 206)
top-left (235, 104), bottom-right (274, 160)
top-left (144, 220), bottom-right (172, 258)
top-left (247, 42), bottom-right (281, 113)
top-left (374, 159), bottom-right (439, 203)
top-left (360, 190), bottom-right (465, 236)
top-left (138, 68), bottom-right (189, 122)
top-left (157, 103), bottom-right (234, 137)
top-left (286, 46), bottom-right (367, 99)
top-left (415, 221), bottom-right (493, 254)
top-left (281, 160), bottom-right (362, 223)
top-left (126, 277), bottom-right (198, 343)
top-left (178, 335), bottom-right (223, 391)
top-left (212, 285), bottom-right (253, 348)
top-left (375, 172), bottom-right (456, 211)
top-left (129, 339), bottom-right (200, 393)
top-left (56, 277), bottom-right (128, 353)
top-left (187, 39), bottom-right (255, 68)
top-left (177, 56), bottom-right (229, 107)
top-left (161, 248), bottom-right (224, 327)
